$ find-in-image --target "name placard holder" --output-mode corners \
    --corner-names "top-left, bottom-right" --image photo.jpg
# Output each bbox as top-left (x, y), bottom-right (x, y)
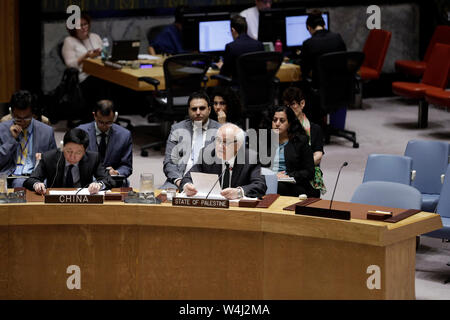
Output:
top-left (295, 205), bottom-right (351, 220)
top-left (45, 195), bottom-right (104, 204)
top-left (172, 197), bottom-right (229, 209)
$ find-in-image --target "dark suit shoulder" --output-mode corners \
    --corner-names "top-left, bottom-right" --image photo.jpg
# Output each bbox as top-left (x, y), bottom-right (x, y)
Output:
top-left (42, 148), bottom-right (60, 160)
top-left (111, 123), bottom-right (132, 138)
top-left (77, 122), bottom-right (95, 132)
top-left (33, 119), bottom-right (54, 132)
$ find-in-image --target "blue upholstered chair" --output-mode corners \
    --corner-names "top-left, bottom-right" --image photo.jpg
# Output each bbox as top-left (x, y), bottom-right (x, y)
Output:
top-left (404, 140), bottom-right (449, 212)
top-left (424, 164), bottom-right (450, 240)
top-left (362, 154), bottom-right (415, 185)
top-left (350, 181), bottom-right (422, 210)
top-left (261, 167), bottom-right (278, 195)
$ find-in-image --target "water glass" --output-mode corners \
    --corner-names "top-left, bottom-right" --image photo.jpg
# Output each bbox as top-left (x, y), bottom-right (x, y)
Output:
top-left (139, 173), bottom-right (154, 194)
top-left (166, 188), bottom-right (177, 201)
top-left (0, 174), bottom-right (7, 194)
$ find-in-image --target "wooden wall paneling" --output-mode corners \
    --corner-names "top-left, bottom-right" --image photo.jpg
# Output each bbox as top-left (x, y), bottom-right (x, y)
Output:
top-left (0, 0), bottom-right (19, 103)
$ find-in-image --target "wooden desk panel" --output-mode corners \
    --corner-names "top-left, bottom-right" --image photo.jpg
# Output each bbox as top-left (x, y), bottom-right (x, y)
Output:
top-left (83, 58), bottom-right (301, 91)
top-left (0, 194), bottom-right (442, 300)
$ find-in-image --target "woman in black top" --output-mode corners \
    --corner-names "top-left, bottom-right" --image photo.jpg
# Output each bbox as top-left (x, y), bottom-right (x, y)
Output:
top-left (269, 106), bottom-right (319, 198)
top-left (283, 87), bottom-right (326, 195)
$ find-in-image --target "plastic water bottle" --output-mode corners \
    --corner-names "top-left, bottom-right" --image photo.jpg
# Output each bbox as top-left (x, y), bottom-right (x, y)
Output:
top-left (101, 37), bottom-right (110, 61)
top-left (275, 38), bottom-right (283, 53)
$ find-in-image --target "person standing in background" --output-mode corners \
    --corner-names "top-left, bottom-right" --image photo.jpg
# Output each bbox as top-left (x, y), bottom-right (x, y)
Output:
top-left (240, 0), bottom-right (273, 40)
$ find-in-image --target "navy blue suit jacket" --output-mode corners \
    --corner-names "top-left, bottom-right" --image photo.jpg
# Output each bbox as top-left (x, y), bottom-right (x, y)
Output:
top-left (78, 122), bottom-right (133, 178)
top-left (220, 33), bottom-right (265, 80)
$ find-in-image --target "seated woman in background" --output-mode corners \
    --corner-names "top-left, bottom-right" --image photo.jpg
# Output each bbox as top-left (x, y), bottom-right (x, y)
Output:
top-left (283, 86), bottom-right (326, 195)
top-left (61, 13), bottom-right (105, 122)
top-left (209, 87), bottom-right (243, 127)
top-left (269, 106), bottom-right (319, 198)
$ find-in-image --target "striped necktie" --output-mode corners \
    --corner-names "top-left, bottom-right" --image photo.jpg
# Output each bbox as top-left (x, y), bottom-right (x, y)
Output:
top-left (17, 129), bottom-right (28, 165)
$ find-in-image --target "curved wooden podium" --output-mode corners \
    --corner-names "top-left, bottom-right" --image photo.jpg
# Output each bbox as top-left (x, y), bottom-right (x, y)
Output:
top-left (0, 194), bottom-right (442, 300)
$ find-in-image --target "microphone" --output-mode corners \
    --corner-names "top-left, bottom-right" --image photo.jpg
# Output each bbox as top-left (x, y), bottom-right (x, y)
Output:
top-left (49, 150), bottom-right (63, 189)
top-left (75, 182), bottom-right (93, 196)
top-left (329, 161), bottom-right (348, 210)
top-left (205, 165), bottom-right (228, 199)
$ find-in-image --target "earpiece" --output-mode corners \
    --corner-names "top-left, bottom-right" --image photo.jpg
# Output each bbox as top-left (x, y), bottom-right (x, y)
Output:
top-left (114, 111), bottom-right (118, 122)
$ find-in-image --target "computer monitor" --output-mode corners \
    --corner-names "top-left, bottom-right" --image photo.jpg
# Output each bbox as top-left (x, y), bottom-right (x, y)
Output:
top-left (258, 7), bottom-right (306, 44)
top-left (182, 12), bottom-right (231, 53)
top-left (199, 20), bottom-right (233, 53)
top-left (285, 13), bottom-right (329, 48)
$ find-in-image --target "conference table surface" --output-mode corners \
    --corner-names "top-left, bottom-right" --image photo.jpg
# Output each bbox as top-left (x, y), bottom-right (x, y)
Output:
top-left (82, 57), bottom-right (301, 91)
top-left (0, 190), bottom-right (442, 300)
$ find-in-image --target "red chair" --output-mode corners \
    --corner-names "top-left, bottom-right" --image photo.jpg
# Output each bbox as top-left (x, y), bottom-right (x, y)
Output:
top-left (425, 88), bottom-right (450, 109)
top-left (360, 29), bottom-right (392, 80)
top-left (395, 25), bottom-right (450, 78)
top-left (392, 43), bottom-right (450, 128)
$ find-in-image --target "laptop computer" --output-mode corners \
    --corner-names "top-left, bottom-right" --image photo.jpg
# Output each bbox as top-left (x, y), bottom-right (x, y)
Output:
top-left (110, 40), bottom-right (141, 61)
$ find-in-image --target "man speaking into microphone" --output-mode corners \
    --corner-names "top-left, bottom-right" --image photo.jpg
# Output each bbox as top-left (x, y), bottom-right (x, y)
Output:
top-left (180, 123), bottom-right (266, 200)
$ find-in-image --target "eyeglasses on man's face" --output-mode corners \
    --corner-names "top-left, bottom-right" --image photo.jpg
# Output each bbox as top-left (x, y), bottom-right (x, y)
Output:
top-left (216, 138), bottom-right (238, 146)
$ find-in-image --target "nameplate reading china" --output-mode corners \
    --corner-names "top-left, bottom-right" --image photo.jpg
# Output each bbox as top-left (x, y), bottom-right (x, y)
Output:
top-left (172, 197), bottom-right (229, 209)
top-left (44, 195), bottom-right (104, 204)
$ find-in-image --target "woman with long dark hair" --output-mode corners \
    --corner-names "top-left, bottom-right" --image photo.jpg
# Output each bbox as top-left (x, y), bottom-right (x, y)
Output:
top-left (269, 105), bottom-right (319, 198)
top-left (209, 87), bottom-right (243, 127)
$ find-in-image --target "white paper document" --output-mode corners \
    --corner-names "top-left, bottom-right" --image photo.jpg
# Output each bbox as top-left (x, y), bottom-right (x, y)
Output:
top-left (49, 189), bottom-right (106, 195)
top-left (190, 172), bottom-right (225, 199)
top-left (278, 177), bottom-right (296, 183)
top-left (137, 54), bottom-right (159, 60)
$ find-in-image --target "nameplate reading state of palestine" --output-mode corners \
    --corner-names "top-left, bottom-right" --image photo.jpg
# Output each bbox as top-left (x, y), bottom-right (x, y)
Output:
top-left (172, 197), bottom-right (229, 209)
top-left (44, 195), bottom-right (104, 204)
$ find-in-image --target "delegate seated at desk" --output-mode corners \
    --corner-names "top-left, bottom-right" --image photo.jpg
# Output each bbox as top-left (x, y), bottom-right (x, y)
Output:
top-left (218, 15), bottom-right (265, 81)
top-left (162, 92), bottom-right (221, 190)
top-left (77, 100), bottom-right (133, 184)
top-left (299, 10), bottom-right (347, 127)
top-left (181, 123), bottom-right (267, 200)
top-left (23, 128), bottom-right (115, 194)
top-left (0, 90), bottom-right (57, 188)
top-left (148, 6), bottom-right (186, 56)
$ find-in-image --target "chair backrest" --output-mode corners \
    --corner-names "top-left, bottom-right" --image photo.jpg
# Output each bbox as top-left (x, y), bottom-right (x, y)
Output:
top-left (317, 51), bottom-right (365, 114)
top-left (163, 53), bottom-right (211, 110)
top-left (436, 164), bottom-right (450, 218)
top-left (421, 43), bottom-right (450, 87)
top-left (264, 173), bottom-right (278, 195)
top-left (363, 154), bottom-right (413, 185)
top-left (236, 51), bottom-right (283, 115)
top-left (362, 29), bottom-right (392, 76)
top-left (404, 139), bottom-right (450, 194)
top-left (423, 25), bottom-right (450, 62)
top-left (351, 181), bottom-right (422, 210)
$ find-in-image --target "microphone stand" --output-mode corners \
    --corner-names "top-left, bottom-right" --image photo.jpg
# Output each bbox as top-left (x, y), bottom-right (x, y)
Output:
top-left (295, 162), bottom-right (351, 220)
top-left (205, 166), bottom-right (228, 199)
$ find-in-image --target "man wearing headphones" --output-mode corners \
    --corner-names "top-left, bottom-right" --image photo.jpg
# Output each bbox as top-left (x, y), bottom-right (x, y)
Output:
top-left (77, 100), bottom-right (133, 186)
top-left (23, 128), bottom-right (115, 194)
